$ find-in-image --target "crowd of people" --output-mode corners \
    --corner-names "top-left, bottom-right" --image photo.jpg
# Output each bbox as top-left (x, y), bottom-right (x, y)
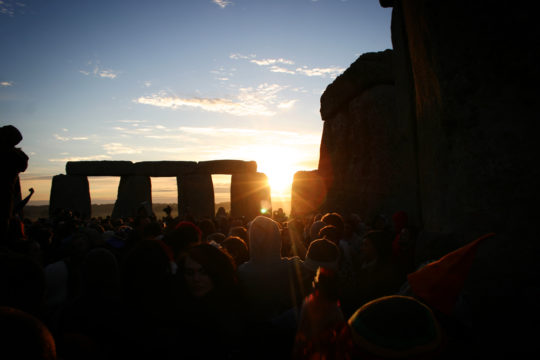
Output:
top-left (0, 202), bottom-right (483, 360)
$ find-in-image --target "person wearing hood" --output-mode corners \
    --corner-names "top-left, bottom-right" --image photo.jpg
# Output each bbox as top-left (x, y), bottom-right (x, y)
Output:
top-left (238, 216), bottom-right (304, 322)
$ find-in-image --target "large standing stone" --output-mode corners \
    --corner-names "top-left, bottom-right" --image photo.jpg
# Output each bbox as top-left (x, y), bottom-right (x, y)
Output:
top-left (230, 172), bottom-right (271, 221)
top-left (49, 174), bottom-right (91, 219)
top-left (379, 1), bottom-right (540, 355)
top-left (319, 76), bottom-right (418, 223)
top-left (111, 176), bottom-right (153, 219)
top-left (66, 161), bottom-right (134, 176)
top-left (197, 160), bottom-right (257, 174)
top-left (291, 170), bottom-right (326, 218)
top-left (320, 50), bottom-right (394, 121)
top-left (177, 173), bottom-right (214, 220)
top-left (132, 161), bottom-right (197, 177)
top-left (389, 0), bottom-right (539, 239)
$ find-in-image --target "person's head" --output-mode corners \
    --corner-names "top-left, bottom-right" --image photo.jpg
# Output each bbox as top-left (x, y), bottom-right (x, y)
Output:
top-left (347, 296), bottom-right (442, 359)
top-left (228, 226), bottom-right (248, 244)
top-left (162, 221), bottom-right (202, 260)
top-left (180, 243), bottom-right (237, 298)
top-left (360, 230), bottom-right (393, 263)
top-left (321, 212), bottom-right (344, 240)
top-left (198, 218), bottom-right (216, 242)
top-left (222, 236), bottom-right (249, 267)
top-left (318, 224), bottom-right (340, 246)
top-left (309, 220), bottom-right (326, 244)
top-left (0, 307), bottom-right (56, 360)
top-left (0, 252), bottom-right (46, 317)
top-left (247, 216), bottom-right (282, 262)
top-left (304, 238), bottom-right (340, 273)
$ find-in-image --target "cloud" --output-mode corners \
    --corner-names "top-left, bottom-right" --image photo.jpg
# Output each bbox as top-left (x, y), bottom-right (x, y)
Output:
top-left (103, 143), bottom-right (142, 155)
top-left (98, 70), bottom-right (117, 79)
top-left (250, 58), bottom-right (294, 66)
top-left (231, 53), bottom-right (343, 78)
top-left (0, 0), bottom-right (26, 17)
top-left (49, 155), bottom-right (112, 162)
top-left (53, 134), bottom-right (88, 141)
top-left (277, 99), bottom-right (298, 109)
top-left (229, 53), bottom-right (255, 60)
top-left (295, 66), bottom-right (345, 78)
top-left (136, 83), bottom-right (291, 116)
top-left (269, 66), bottom-right (296, 75)
top-left (213, 0), bottom-right (232, 8)
top-left (80, 61), bottom-right (119, 79)
top-left (0, 81), bottom-right (13, 87)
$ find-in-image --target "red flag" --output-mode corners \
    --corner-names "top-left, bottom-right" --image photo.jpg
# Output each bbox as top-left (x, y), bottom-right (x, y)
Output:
top-left (407, 232), bottom-right (495, 315)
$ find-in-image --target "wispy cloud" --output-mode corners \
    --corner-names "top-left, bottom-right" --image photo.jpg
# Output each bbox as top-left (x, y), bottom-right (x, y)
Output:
top-left (230, 53), bottom-right (343, 78)
top-left (295, 66), bottom-right (344, 78)
top-left (229, 53), bottom-right (255, 60)
top-left (80, 61), bottom-right (119, 79)
top-left (0, 0), bottom-right (26, 17)
top-left (53, 134), bottom-right (88, 141)
top-left (250, 58), bottom-right (294, 66)
top-left (269, 66), bottom-right (296, 75)
top-left (136, 83), bottom-right (294, 116)
top-left (278, 99), bottom-right (298, 109)
top-left (213, 0), bottom-right (232, 9)
top-left (49, 155), bottom-right (112, 162)
top-left (0, 81), bottom-right (14, 87)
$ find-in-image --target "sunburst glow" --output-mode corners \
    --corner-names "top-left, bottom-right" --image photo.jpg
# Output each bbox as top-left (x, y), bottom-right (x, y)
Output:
top-left (251, 147), bottom-right (300, 197)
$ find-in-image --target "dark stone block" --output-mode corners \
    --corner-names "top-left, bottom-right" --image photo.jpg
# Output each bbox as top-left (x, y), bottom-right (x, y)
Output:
top-left (49, 174), bottom-right (91, 219)
top-left (111, 176), bottom-right (153, 219)
top-left (132, 161), bottom-right (198, 177)
top-left (66, 161), bottom-right (134, 176)
top-left (320, 50), bottom-right (394, 121)
top-left (197, 160), bottom-right (257, 174)
top-left (230, 172), bottom-right (271, 221)
top-left (177, 173), bottom-right (215, 219)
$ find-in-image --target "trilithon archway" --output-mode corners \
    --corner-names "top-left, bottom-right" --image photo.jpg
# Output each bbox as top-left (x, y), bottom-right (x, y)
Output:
top-left (49, 160), bottom-right (270, 220)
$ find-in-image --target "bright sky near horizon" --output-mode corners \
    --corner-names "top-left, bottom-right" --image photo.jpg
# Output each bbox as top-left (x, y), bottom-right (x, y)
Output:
top-left (1, 0), bottom-right (392, 213)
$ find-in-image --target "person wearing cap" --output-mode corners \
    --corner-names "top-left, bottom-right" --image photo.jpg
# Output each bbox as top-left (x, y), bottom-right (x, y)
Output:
top-left (342, 295), bottom-right (443, 359)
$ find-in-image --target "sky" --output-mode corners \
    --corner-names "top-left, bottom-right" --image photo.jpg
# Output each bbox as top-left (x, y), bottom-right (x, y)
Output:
top-left (1, 0), bottom-right (392, 212)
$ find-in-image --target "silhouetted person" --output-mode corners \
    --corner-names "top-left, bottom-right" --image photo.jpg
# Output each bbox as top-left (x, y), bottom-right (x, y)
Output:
top-left (0, 125), bottom-right (29, 249)
top-left (0, 306), bottom-right (57, 360)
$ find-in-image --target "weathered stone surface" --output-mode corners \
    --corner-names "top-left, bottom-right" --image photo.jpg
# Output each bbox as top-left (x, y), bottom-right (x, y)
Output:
top-left (111, 176), bottom-right (153, 219)
top-left (319, 83), bottom-right (418, 223)
top-left (66, 161), bottom-right (134, 176)
top-left (230, 172), bottom-right (271, 221)
top-left (320, 50), bottom-right (394, 121)
top-left (197, 160), bottom-right (257, 174)
top-left (49, 174), bottom-right (91, 219)
top-left (291, 170), bottom-right (326, 218)
top-left (177, 173), bottom-right (215, 220)
top-left (393, 1), bottom-right (539, 240)
top-left (132, 161), bottom-right (197, 177)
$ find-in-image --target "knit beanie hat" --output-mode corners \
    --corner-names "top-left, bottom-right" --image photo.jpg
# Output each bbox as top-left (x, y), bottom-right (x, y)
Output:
top-left (303, 238), bottom-right (339, 272)
top-left (348, 295), bottom-right (442, 359)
